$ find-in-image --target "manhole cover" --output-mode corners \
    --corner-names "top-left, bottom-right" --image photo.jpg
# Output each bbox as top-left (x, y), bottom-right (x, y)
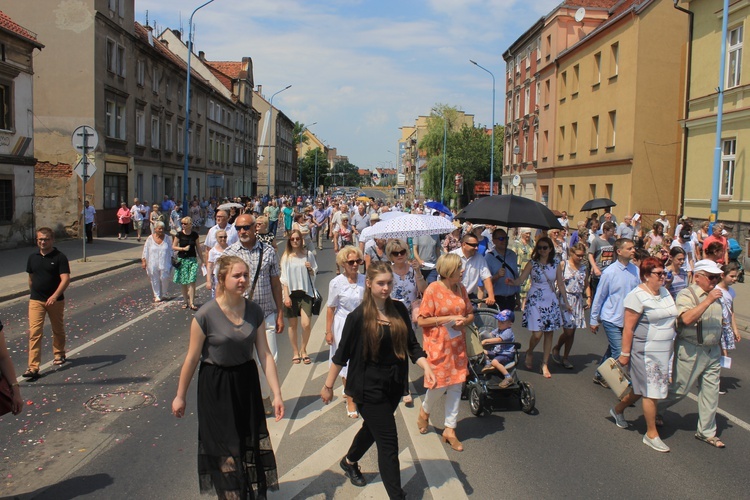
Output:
top-left (84, 391), bottom-right (156, 413)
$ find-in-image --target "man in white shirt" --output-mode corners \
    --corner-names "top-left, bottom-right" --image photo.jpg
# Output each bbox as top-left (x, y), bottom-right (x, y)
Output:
top-left (203, 209), bottom-right (238, 262)
top-left (557, 211), bottom-right (570, 230)
top-left (655, 210), bottom-right (671, 237)
top-left (451, 233), bottom-right (495, 305)
top-left (130, 198), bottom-right (147, 242)
top-left (80, 200), bottom-right (97, 244)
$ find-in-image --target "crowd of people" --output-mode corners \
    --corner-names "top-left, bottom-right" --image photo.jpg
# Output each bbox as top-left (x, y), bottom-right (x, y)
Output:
top-left (9, 192), bottom-right (744, 499)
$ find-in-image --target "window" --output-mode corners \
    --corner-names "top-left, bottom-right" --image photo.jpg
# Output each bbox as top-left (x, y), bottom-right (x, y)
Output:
top-left (607, 111), bottom-right (616, 148)
top-left (589, 184), bottom-right (596, 200)
top-left (152, 67), bottom-right (159, 94)
top-left (117, 45), bottom-right (125, 76)
top-left (165, 121), bottom-right (173, 151)
top-left (537, 37), bottom-right (542, 60)
top-left (152, 175), bottom-right (158, 201)
top-left (721, 138), bottom-right (736, 197)
top-left (177, 125), bottom-right (184, 153)
top-left (557, 185), bottom-right (563, 203)
top-left (507, 98), bottom-right (512, 122)
top-left (165, 79), bottom-right (171, 101)
top-left (135, 110), bottom-right (145, 145)
top-left (610, 42), bottom-right (619, 78)
top-left (109, 0), bottom-right (116, 11)
top-left (605, 183), bottom-right (613, 199)
top-left (0, 82), bottom-right (12, 131)
top-left (593, 52), bottom-right (602, 85)
top-left (136, 60), bottom-right (145, 86)
top-left (591, 115), bottom-right (599, 150)
top-left (536, 81), bottom-right (541, 109)
top-left (209, 138), bottom-right (214, 161)
top-left (727, 26), bottom-right (743, 89)
top-left (209, 101), bottom-right (215, 121)
top-left (570, 122), bottom-right (577, 154)
top-left (106, 100), bottom-right (125, 139)
top-left (543, 130), bottom-right (549, 159)
top-left (525, 47), bottom-right (531, 69)
top-left (106, 39), bottom-right (125, 76)
top-left (572, 64), bottom-right (579, 96)
top-left (558, 126), bottom-right (565, 157)
top-left (118, 0), bottom-right (124, 17)
top-left (544, 79), bottom-right (550, 108)
top-left (545, 35), bottom-right (552, 60)
top-left (104, 173), bottom-right (127, 209)
top-left (514, 94), bottom-right (520, 120)
top-left (136, 173), bottom-right (143, 200)
top-left (533, 130), bottom-right (538, 161)
top-left (569, 184), bottom-right (575, 203)
top-left (151, 116), bottom-right (160, 148)
top-left (560, 71), bottom-right (567, 101)
top-left (0, 178), bottom-right (12, 222)
top-left (524, 86), bottom-right (530, 115)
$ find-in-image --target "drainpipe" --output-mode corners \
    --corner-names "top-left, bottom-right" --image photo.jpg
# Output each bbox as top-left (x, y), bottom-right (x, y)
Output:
top-left (673, 0), bottom-right (694, 219)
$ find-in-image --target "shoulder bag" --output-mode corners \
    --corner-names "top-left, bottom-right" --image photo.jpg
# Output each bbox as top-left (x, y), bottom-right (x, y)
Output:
top-left (248, 243), bottom-right (265, 301)
top-left (307, 251), bottom-right (322, 315)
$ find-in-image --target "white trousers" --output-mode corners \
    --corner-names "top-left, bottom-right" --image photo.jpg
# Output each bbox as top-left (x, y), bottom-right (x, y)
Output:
top-left (148, 270), bottom-right (171, 300)
top-left (422, 382), bottom-right (463, 429)
top-left (254, 312), bottom-right (279, 399)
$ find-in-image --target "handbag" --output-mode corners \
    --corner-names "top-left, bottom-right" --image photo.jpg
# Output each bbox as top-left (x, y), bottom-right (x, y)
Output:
top-left (0, 373), bottom-right (14, 417)
top-left (597, 357), bottom-right (632, 400)
top-left (171, 254), bottom-right (181, 269)
top-left (307, 252), bottom-right (322, 315)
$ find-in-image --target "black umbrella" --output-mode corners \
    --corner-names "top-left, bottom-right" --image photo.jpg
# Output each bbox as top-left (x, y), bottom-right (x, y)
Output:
top-left (580, 198), bottom-right (616, 212)
top-left (455, 195), bottom-right (563, 230)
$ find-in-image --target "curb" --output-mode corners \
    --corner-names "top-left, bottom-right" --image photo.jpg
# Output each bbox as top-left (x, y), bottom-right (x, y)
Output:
top-left (0, 258), bottom-right (141, 304)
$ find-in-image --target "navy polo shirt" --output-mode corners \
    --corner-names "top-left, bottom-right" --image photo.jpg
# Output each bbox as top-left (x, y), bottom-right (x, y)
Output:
top-left (26, 248), bottom-right (70, 302)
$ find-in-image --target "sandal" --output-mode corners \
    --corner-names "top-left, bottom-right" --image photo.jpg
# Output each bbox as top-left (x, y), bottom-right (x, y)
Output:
top-left (442, 433), bottom-right (464, 452)
top-left (302, 356), bottom-right (312, 365)
top-left (52, 356), bottom-right (66, 366)
top-left (403, 394), bottom-right (414, 407)
top-left (189, 304), bottom-right (199, 311)
top-left (22, 368), bottom-right (40, 379)
top-left (695, 433), bottom-right (725, 448)
top-left (292, 357), bottom-right (302, 364)
top-left (417, 409), bottom-right (430, 434)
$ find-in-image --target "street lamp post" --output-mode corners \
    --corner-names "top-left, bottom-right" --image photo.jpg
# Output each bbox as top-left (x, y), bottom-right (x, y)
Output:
top-left (266, 85), bottom-right (292, 196)
top-left (470, 59), bottom-right (496, 196)
top-left (183, 0), bottom-right (216, 207)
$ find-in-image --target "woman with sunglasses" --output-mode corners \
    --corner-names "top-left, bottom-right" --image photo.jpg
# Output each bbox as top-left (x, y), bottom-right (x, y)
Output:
top-left (610, 257), bottom-right (677, 452)
top-left (281, 229), bottom-right (318, 365)
top-left (206, 228), bottom-right (229, 299)
top-left (388, 239), bottom-right (428, 406)
top-left (552, 242), bottom-right (588, 369)
top-left (173, 217), bottom-right (203, 310)
top-left (417, 253), bottom-right (474, 451)
top-left (506, 236), bottom-right (570, 378)
top-left (326, 245), bottom-right (366, 418)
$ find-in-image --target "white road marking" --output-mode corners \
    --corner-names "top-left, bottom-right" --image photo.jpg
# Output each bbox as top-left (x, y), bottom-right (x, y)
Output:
top-left (355, 448), bottom-right (416, 499)
top-left (289, 394), bottom-right (344, 435)
top-left (687, 392), bottom-right (750, 432)
top-left (398, 387), bottom-right (469, 499)
top-left (312, 357), bottom-right (331, 379)
top-left (270, 420), bottom-right (362, 499)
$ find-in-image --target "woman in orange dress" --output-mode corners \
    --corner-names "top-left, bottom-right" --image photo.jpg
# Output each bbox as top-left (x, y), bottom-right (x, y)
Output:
top-left (416, 253), bottom-right (474, 452)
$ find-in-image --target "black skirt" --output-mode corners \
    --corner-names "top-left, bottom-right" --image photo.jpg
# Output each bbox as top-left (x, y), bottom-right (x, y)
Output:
top-left (197, 360), bottom-right (278, 499)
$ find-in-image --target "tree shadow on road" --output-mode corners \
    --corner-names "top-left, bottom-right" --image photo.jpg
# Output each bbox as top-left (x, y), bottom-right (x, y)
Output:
top-left (3, 472), bottom-right (114, 500)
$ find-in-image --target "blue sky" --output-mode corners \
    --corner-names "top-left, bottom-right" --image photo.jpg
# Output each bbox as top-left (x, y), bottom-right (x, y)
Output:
top-left (137, 0), bottom-right (559, 169)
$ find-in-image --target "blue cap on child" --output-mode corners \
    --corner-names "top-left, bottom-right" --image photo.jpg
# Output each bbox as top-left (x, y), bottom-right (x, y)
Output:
top-left (494, 309), bottom-right (515, 322)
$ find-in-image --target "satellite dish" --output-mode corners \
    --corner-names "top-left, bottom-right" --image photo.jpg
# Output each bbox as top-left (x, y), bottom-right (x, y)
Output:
top-left (512, 174), bottom-right (521, 187)
top-left (574, 7), bottom-right (586, 22)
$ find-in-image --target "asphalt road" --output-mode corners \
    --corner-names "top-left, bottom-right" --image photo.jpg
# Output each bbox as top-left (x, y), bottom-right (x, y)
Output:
top-left (2, 239), bottom-right (750, 499)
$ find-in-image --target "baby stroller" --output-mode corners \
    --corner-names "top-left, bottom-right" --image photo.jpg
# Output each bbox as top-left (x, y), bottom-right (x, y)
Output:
top-left (463, 306), bottom-right (535, 415)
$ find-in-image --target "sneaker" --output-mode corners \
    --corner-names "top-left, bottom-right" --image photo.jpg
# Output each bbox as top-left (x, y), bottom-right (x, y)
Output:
top-left (499, 377), bottom-right (513, 389)
top-left (609, 407), bottom-right (627, 429)
top-left (340, 456), bottom-right (366, 487)
top-left (643, 434), bottom-right (670, 452)
top-left (593, 376), bottom-right (610, 389)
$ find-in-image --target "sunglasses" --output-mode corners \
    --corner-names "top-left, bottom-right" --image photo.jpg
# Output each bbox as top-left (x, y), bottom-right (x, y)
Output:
top-left (537, 245), bottom-right (550, 250)
top-left (464, 242), bottom-right (479, 248)
top-left (235, 225), bottom-right (253, 231)
top-left (651, 271), bottom-right (667, 278)
top-left (290, 237), bottom-right (301, 242)
top-left (346, 259), bottom-right (363, 266)
top-left (391, 249), bottom-right (407, 257)
top-left (573, 253), bottom-right (585, 258)
top-left (700, 273), bottom-right (721, 282)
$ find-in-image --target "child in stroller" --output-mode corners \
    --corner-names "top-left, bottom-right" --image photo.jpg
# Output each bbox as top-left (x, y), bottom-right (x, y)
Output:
top-left (481, 309), bottom-right (516, 388)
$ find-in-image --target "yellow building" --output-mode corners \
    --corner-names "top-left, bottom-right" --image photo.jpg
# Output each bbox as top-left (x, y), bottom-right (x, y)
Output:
top-left (538, 0), bottom-right (687, 225)
top-left (681, 0), bottom-right (750, 232)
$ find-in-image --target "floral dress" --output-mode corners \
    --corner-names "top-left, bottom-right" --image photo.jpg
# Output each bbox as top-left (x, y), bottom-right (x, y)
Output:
top-left (419, 281), bottom-right (472, 389)
top-left (562, 261), bottom-right (587, 329)
top-left (391, 267), bottom-right (418, 311)
top-left (522, 258), bottom-right (563, 332)
top-left (720, 287), bottom-right (737, 351)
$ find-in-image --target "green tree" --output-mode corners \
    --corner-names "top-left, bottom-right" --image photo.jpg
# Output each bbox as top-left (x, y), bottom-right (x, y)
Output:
top-left (332, 160), bottom-right (361, 187)
top-left (298, 148), bottom-right (329, 195)
top-left (292, 121), bottom-right (310, 148)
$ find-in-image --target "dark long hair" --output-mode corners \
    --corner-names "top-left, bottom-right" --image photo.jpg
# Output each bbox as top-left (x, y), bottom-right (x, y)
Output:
top-left (531, 236), bottom-right (557, 264)
top-left (362, 261), bottom-right (408, 362)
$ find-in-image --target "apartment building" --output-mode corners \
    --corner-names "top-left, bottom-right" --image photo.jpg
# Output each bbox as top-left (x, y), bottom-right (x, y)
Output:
top-left (680, 0), bottom-right (750, 234)
top-left (254, 88), bottom-right (294, 196)
top-left (0, 12), bottom-right (43, 247)
top-left (535, 0), bottom-right (686, 222)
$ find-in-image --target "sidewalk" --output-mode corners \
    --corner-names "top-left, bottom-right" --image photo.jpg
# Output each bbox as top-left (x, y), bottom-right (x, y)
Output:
top-left (0, 236), bottom-right (145, 302)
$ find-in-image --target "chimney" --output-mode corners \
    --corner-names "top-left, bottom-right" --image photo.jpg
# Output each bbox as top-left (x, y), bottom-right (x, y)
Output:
top-left (146, 25), bottom-right (154, 46)
top-left (198, 50), bottom-right (205, 61)
top-left (257, 84), bottom-right (262, 95)
top-left (173, 29), bottom-right (181, 41)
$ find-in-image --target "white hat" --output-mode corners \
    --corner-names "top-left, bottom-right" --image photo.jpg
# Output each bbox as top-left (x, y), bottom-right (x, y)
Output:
top-left (693, 259), bottom-right (723, 275)
top-left (659, 210), bottom-right (667, 216)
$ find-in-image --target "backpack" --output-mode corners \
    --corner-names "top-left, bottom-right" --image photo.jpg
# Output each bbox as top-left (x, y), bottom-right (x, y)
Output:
top-left (728, 238), bottom-right (742, 260)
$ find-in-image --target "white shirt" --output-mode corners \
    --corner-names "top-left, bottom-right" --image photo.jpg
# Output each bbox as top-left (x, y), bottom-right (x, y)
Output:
top-left (131, 204), bottom-right (145, 221)
top-left (81, 205), bottom-right (96, 224)
top-left (205, 223), bottom-right (239, 250)
top-left (450, 248), bottom-right (491, 294)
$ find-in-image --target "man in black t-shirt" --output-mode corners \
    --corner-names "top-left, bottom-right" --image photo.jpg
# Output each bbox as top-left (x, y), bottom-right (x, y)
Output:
top-left (24, 228), bottom-right (71, 379)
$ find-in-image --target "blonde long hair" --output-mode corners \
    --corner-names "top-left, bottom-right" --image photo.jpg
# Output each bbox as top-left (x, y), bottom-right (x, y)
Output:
top-left (362, 262), bottom-right (408, 362)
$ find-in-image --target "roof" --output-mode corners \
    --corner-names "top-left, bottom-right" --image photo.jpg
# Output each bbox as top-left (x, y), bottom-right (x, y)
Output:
top-left (205, 64), bottom-right (233, 91)
top-left (207, 61), bottom-right (243, 79)
top-left (0, 11), bottom-right (43, 48)
top-left (134, 23), bottom-right (208, 86)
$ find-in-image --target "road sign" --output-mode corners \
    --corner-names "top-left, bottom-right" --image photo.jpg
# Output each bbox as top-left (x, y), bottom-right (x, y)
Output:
top-left (74, 158), bottom-right (96, 181)
top-left (72, 125), bottom-right (99, 154)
